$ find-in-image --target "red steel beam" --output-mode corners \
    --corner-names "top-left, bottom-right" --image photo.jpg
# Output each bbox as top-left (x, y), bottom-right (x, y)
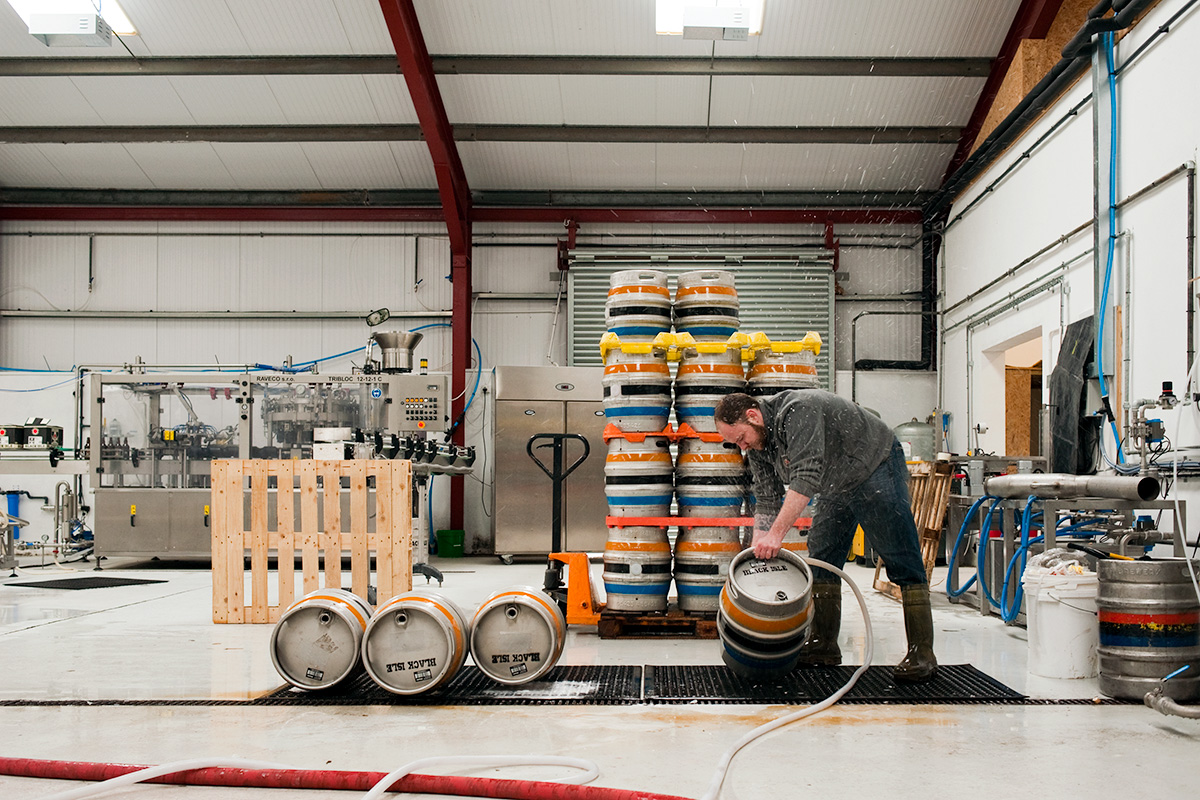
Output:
top-left (942, 0), bottom-right (1064, 182)
top-left (377, 0), bottom-right (471, 252)
top-left (377, 0), bottom-right (473, 530)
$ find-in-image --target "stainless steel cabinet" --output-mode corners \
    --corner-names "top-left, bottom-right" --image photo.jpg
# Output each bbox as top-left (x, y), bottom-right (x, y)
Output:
top-left (493, 366), bottom-right (607, 557)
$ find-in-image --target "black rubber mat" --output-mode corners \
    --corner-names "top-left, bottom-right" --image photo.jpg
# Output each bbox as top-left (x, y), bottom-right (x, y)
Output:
top-left (255, 665), bottom-right (644, 706)
top-left (644, 664), bottom-right (1025, 704)
top-left (5, 577), bottom-right (167, 590)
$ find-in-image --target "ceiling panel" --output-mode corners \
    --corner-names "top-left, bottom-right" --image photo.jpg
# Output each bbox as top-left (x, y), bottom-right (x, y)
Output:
top-left (0, 77), bottom-right (104, 125)
top-left (558, 75), bottom-right (711, 126)
top-left (209, 142), bottom-right (321, 190)
top-left (300, 141), bottom-right (414, 189)
top-left (565, 142), bottom-right (659, 189)
top-left (738, 142), bottom-right (957, 191)
top-left (27, 143), bottom-right (156, 189)
top-left (458, 141), bottom-right (573, 189)
top-left (168, 76), bottom-right (289, 124)
top-left (651, 144), bottom-right (749, 191)
top-left (440, 75), bottom-right (565, 125)
top-left (266, 74), bottom-right (386, 123)
top-left (710, 75), bottom-right (986, 127)
top-left (124, 142), bottom-right (236, 188)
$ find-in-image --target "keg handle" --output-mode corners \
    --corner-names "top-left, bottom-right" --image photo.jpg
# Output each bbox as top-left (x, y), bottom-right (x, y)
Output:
top-left (527, 433), bottom-right (590, 592)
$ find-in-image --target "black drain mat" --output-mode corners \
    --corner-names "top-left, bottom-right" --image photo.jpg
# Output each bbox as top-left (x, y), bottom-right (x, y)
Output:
top-left (5, 577), bottom-right (167, 590)
top-left (255, 665), bottom-right (643, 706)
top-left (644, 664), bottom-right (1025, 704)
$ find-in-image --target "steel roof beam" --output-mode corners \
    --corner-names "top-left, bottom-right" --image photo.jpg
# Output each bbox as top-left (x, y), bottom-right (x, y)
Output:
top-left (0, 124), bottom-right (960, 145)
top-left (0, 188), bottom-right (934, 209)
top-left (0, 55), bottom-right (992, 78)
top-left (0, 206), bottom-right (922, 225)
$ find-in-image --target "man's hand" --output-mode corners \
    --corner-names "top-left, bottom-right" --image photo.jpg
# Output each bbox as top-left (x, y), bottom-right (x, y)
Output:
top-left (751, 528), bottom-right (785, 560)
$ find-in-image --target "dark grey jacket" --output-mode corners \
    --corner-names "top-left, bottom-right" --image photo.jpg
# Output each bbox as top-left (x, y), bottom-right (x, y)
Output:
top-left (748, 389), bottom-right (895, 516)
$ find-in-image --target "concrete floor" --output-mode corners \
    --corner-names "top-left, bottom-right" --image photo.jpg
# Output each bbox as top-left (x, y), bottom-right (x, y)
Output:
top-left (0, 555), bottom-right (1196, 800)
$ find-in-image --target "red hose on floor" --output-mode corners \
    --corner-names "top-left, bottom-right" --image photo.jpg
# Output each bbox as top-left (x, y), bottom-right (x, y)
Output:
top-left (0, 757), bottom-right (696, 800)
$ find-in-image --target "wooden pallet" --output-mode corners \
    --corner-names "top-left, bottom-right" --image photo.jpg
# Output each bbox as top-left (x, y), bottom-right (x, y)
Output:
top-left (598, 606), bottom-right (718, 639)
top-left (210, 459), bottom-right (412, 624)
top-left (874, 460), bottom-right (954, 600)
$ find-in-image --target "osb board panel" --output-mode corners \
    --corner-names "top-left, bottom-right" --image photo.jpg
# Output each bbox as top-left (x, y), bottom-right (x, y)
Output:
top-left (1006, 367), bottom-right (1034, 456)
top-left (211, 459), bottom-right (412, 624)
top-left (971, 0), bottom-right (1099, 153)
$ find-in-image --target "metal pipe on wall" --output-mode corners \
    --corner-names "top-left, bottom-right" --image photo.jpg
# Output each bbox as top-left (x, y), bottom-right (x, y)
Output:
top-left (850, 310), bottom-right (937, 402)
top-left (984, 472), bottom-right (1160, 501)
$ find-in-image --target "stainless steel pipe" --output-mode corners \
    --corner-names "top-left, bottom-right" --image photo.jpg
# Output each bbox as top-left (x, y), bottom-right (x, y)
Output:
top-left (983, 473), bottom-right (1160, 501)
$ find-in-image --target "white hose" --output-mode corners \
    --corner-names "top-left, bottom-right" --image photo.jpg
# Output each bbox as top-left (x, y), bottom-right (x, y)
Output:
top-left (698, 556), bottom-right (875, 800)
top-left (360, 755), bottom-right (599, 800)
top-left (38, 757), bottom-right (297, 800)
top-left (1174, 356), bottom-right (1200, 608)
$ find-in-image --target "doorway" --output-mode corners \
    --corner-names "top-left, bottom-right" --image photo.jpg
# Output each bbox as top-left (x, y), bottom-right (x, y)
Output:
top-left (1005, 337), bottom-right (1043, 456)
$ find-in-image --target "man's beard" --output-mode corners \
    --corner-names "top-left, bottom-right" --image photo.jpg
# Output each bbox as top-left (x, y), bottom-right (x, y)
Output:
top-left (747, 420), bottom-right (767, 449)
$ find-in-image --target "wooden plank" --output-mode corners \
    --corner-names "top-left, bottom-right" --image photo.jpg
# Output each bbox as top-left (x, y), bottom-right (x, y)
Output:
top-left (298, 460), bottom-right (320, 595)
top-left (391, 460), bottom-right (413, 595)
top-left (249, 459), bottom-right (270, 623)
top-left (348, 459), bottom-right (370, 600)
top-left (274, 460), bottom-right (296, 623)
top-left (375, 462), bottom-right (394, 601)
top-left (225, 460), bottom-right (247, 623)
top-left (210, 460), bottom-right (230, 623)
top-left (321, 461), bottom-right (342, 590)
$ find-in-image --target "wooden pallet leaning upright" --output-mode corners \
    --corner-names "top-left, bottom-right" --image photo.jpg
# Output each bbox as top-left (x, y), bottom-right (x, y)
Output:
top-left (211, 459), bottom-right (412, 624)
top-left (873, 460), bottom-right (954, 601)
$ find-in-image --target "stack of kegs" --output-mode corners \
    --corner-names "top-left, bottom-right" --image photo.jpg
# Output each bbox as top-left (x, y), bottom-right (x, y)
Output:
top-left (601, 427), bottom-right (674, 612)
top-left (673, 270), bottom-right (740, 341)
top-left (673, 433), bottom-right (746, 613)
top-left (272, 586), bottom-right (569, 695)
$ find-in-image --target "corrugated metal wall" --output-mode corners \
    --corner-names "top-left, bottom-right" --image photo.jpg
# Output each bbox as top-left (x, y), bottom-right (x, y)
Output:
top-left (565, 249), bottom-right (835, 389)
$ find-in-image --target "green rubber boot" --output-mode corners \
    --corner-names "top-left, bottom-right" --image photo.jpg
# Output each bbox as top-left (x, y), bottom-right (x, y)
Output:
top-left (795, 582), bottom-right (842, 667)
top-left (894, 583), bottom-right (938, 684)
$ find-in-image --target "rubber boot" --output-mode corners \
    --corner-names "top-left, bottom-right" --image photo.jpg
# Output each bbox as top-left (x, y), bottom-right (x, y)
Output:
top-left (894, 583), bottom-right (938, 684)
top-left (795, 583), bottom-right (842, 667)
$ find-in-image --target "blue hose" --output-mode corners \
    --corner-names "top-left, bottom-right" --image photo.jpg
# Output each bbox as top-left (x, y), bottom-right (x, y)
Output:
top-left (946, 495), bottom-right (996, 598)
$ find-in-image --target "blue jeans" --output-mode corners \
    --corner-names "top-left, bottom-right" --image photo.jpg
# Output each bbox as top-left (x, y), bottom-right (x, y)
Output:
top-left (806, 441), bottom-right (927, 587)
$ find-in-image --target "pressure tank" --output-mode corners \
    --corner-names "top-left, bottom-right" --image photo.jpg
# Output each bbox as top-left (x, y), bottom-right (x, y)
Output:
top-left (893, 418), bottom-right (936, 462)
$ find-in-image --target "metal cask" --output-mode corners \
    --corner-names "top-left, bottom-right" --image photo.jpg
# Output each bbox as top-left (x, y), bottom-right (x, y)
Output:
top-left (674, 343), bottom-right (746, 432)
top-left (718, 549), bottom-right (814, 676)
top-left (269, 588), bottom-right (373, 690)
top-left (603, 525), bottom-right (673, 612)
top-left (605, 269), bottom-right (671, 340)
top-left (361, 591), bottom-right (470, 695)
top-left (674, 526), bottom-right (741, 613)
top-left (470, 587), bottom-right (568, 685)
top-left (604, 435), bottom-right (674, 517)
top-left (1096, 559), bottom-right (1200, 701)
top-left (601, 339), bottom-right (672, 432)
top-left (675, 437), bottom-right (746, 519)
top-left (673, 270), bottom-right (739, 341)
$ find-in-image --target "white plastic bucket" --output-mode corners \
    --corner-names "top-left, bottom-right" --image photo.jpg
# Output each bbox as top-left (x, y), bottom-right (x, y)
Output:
top-left (1021, 567), bottom-right (1099, 679)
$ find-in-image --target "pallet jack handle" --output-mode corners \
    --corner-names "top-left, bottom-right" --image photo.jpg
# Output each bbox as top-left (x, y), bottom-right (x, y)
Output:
top-left (526, 433), bottom-right (590, 554)
top-left (526, 433), bottom-right (601, 624)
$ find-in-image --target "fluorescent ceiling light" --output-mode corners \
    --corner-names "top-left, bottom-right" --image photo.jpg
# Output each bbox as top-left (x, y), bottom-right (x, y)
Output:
top-left (656, 0), bottom-right (764, 37)
top-left (7, 0), bottom-right (136, 35)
